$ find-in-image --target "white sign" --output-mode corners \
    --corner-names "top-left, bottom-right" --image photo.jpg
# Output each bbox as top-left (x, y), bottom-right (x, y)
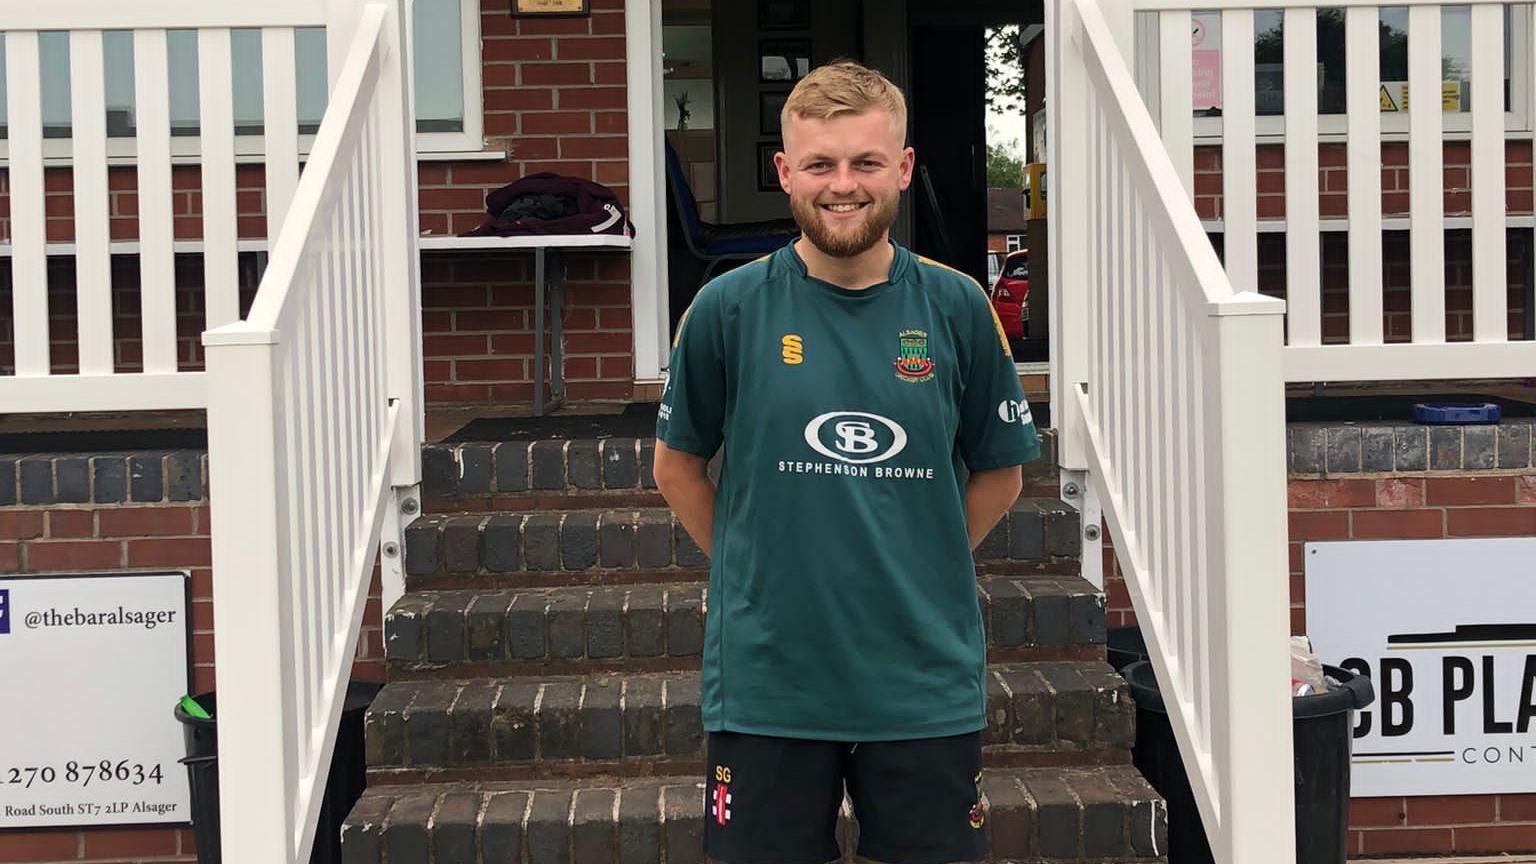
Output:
top-left (0, 572), bottom-right (192, 827)
top-left (1306, 539), bottom-right (1536, 797)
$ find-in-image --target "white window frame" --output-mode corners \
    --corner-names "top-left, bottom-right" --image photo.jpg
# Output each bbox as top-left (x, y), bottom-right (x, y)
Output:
top-left (1006, 234), bottom-right (1025, 252)
top-left (416, 0), bottom-right (485, 156)
top-left (1148, 5), bottom-right (1536, 142)
top-left (0, 0), bottom-right (487, 164)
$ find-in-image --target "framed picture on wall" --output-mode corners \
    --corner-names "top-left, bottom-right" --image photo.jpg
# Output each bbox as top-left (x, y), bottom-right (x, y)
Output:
top-left (511, 0), bottom-right (590, 16)
top-left (757, 143), bottom-right (782, 192)
top-left (760, 91), bottom-right (788, 136)
top-left (758, 0), bottom-right (810, 29)
top-left (759, 40), bottom-right (811, 82)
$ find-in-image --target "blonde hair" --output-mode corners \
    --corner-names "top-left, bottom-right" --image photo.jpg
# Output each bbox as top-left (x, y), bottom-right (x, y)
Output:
top-left (781, 60), bottom-right (907, 144)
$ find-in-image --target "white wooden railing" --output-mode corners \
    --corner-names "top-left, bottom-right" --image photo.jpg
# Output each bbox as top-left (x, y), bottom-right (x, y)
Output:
top-left (1140, 0), bottom-right (1536, 381)
top-left (1050, 0), bottom-right (1298, 860)
top-left (0, 1), bottom-right (334, 411)
top-left (200, 1), bottom-right (420, 860)
top-left (2, 0), bottom-right (419, 860)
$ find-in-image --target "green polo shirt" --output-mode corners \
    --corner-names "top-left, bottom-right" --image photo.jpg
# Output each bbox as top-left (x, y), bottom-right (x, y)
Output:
top-left (658, 241), bottom-right (1040, 741)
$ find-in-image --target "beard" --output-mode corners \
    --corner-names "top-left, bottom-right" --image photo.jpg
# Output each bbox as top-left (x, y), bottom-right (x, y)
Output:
top-left (789, 189), bottom-right (900, 258)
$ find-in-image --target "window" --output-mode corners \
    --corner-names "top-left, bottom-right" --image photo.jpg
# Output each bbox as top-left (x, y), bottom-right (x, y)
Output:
top-left (413, 0), bottom-right (484, 152)
top-left (1179, 5), bottom-right (1527, 138)
top-left (1004, 253), bottom-right (1029, 280)
top-left (1006, 233), bottom-right (1025, 252)
top-left (0, 0), bottom-right (483, 155)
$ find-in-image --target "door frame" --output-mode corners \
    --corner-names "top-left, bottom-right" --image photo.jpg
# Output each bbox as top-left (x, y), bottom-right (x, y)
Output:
top-left (627, 0), bottom-right (670, 382)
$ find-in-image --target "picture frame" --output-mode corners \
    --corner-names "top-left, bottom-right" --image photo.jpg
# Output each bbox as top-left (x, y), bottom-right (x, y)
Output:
top-left (760, 91), bottom-right (788, 136)
top-left (757, 143), bottom-right (782, 192)
top-left (758, 0), bottom-right (810, 29)
top-left (511, 0), bottom-right (590, 17)
top-left (759, 40), bottom-right (811, 83)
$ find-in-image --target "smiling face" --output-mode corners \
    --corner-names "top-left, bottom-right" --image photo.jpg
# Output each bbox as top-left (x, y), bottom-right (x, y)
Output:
top-left (776, 108), bottom-right (915, 259)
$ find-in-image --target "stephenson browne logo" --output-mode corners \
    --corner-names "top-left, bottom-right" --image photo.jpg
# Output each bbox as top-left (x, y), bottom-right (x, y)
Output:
top-left (0, 588), bottom-right (10, 635)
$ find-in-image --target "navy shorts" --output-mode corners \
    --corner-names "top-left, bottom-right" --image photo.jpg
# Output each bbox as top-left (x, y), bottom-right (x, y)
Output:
top-left (703, 730), bottom-right (988, 864)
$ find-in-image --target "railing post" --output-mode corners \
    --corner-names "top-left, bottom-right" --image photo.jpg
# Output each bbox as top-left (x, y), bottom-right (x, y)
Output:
top-left (1209, 299), bottom-right (1296, 864)
top-left (326, 0), bottom-right (363, 92)
top-left (1048, 0), bottom-right (1091, 476)
top-left (371, 0), bottom-right (423, 488)
top-left (203, 327), bottom-right (299, 864)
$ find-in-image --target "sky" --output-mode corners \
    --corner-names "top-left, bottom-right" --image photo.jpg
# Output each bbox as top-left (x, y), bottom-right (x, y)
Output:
top-left (984, 27), bottom-right (1033, 160)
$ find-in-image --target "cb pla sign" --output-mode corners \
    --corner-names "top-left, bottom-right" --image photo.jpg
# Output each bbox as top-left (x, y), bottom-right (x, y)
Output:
top-left (1306, 538), bottom-right (1536, 796)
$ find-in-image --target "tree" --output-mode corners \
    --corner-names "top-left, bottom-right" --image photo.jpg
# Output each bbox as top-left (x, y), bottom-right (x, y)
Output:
top-left (986, 26), bottom-right (1027, 115)
top-left (987, 140), bottom-right (1027, 188)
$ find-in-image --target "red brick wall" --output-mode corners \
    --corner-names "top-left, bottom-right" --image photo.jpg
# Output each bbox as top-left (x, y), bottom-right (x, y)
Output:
top-left (0, 257), bottom-right (260, 376)
top-left (0, 0), bottom-right (637, 405)
top-left (0, 464), bottom-right (384, 863)
top-left (1206, 141), bottom-right (1535, 346)
top-left (1249, 230), bottom-right (1531, 347)
top-left (422, 250), bottom-right (635, 403)
top-left (0, 164), bottom-right (271, 246)
top-left (417, 0), bottom-right (631, 237)
top-left (1104, 466), bottom-right (1536, 856)
top-left (412, 0), bottom-right (636, 404)
top-left (1193, 140), bottom-right (1535, 223)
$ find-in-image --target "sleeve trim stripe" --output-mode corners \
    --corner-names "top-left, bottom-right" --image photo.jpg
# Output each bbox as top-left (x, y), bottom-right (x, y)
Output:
top-left (913, 254), bottom-right (1013, 358)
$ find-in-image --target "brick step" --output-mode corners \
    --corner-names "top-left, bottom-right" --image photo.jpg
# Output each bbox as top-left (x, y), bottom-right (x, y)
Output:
top-left (339, 765), bottom-right (1166, 864)
top-left (419, 433), bottom-right (1061, 506)
top-left (403, 500), bottom-right (1082, 588)
top-left (363, 661), bottom-right (1133, 781)
top-left (385, 575), bottom-right (1106, 677)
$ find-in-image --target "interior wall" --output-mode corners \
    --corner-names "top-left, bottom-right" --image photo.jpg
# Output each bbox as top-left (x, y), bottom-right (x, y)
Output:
top-left (713, 0), bottom-right (863, 223)
top-left (910, 25), bottom-right (989, 283)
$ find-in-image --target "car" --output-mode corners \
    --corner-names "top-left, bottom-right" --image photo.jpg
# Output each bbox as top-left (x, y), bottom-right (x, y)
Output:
top-left (990, 248), bottom-right (1029, 340)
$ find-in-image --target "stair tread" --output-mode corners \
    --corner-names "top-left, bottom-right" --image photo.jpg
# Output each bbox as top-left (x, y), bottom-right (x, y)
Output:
top-left (418, 432), bottom-right (1061, 503)
top-left (363, 660), bottom-right (1135, 775)
top-left (384, 575), bottom-right (1107, 673)
top-left (402, 499), bottom-right (1085, 583)
top-left (340, 763), bottom-right (1165, 864)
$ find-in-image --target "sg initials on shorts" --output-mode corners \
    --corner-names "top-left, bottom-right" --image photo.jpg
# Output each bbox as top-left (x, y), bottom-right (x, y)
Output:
top-left (714, 764), bottom-right (732, 783)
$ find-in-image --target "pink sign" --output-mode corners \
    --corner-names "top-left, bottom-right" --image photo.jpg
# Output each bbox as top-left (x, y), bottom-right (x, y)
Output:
top-left (1192, 50), bottom-right (1221, 110)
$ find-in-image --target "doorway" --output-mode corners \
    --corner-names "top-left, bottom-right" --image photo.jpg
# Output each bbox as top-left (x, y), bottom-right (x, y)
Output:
top-left (656, 0), bottom-right (1049, 370)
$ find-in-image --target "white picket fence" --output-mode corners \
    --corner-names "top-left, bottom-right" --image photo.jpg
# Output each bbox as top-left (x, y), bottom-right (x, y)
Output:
top-left (1141, 0), bottom-right (1536, 381)
top-left (1053, 0), bottom-right (1536, 859)
top-left (2, 1), bottom-right (421, 861)
top-left (0, 1), bottom-right (326, 410)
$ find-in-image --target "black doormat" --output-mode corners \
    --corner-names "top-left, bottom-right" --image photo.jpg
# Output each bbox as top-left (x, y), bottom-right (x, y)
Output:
top-left (0, 427), bottom-right (209, 454)
top-left (443, 402), bottom-right (661, 443)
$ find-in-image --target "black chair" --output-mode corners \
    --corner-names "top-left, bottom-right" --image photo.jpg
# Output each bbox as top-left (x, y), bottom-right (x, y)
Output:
top-left (915, 163), bottom-right (956, 265)
top-left (665, 137), bottom-right (798, 286)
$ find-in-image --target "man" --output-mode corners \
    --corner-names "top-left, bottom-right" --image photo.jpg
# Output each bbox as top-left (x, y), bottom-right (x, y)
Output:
top-left (653, 60), bottom-right (1040, 864)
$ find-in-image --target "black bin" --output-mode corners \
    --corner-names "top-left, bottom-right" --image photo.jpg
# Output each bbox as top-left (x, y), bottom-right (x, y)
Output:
top-left (1123, 660), bottom-right (1374, 864)
top-left (1107, 626), bottom-right (1148, 673)
top-left (174, 681), bottom-right (382, 864)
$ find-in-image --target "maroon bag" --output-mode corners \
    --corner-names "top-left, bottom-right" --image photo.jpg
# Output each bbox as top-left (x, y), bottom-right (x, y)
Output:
top-left (461, 173), bottom-right (635, 237)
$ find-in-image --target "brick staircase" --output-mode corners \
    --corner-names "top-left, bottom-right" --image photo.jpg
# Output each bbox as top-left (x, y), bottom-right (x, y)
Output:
top-left (340, 434), bottom-right (1168, 863)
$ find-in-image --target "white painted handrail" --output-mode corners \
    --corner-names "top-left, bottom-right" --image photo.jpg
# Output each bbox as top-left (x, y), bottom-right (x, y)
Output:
top-left (201, 2), bottom-right (419, 860)
top-left (1051, 0), bottom-right (1297, 860)
top-left (1143, 0), bottom-right (1536, 381)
